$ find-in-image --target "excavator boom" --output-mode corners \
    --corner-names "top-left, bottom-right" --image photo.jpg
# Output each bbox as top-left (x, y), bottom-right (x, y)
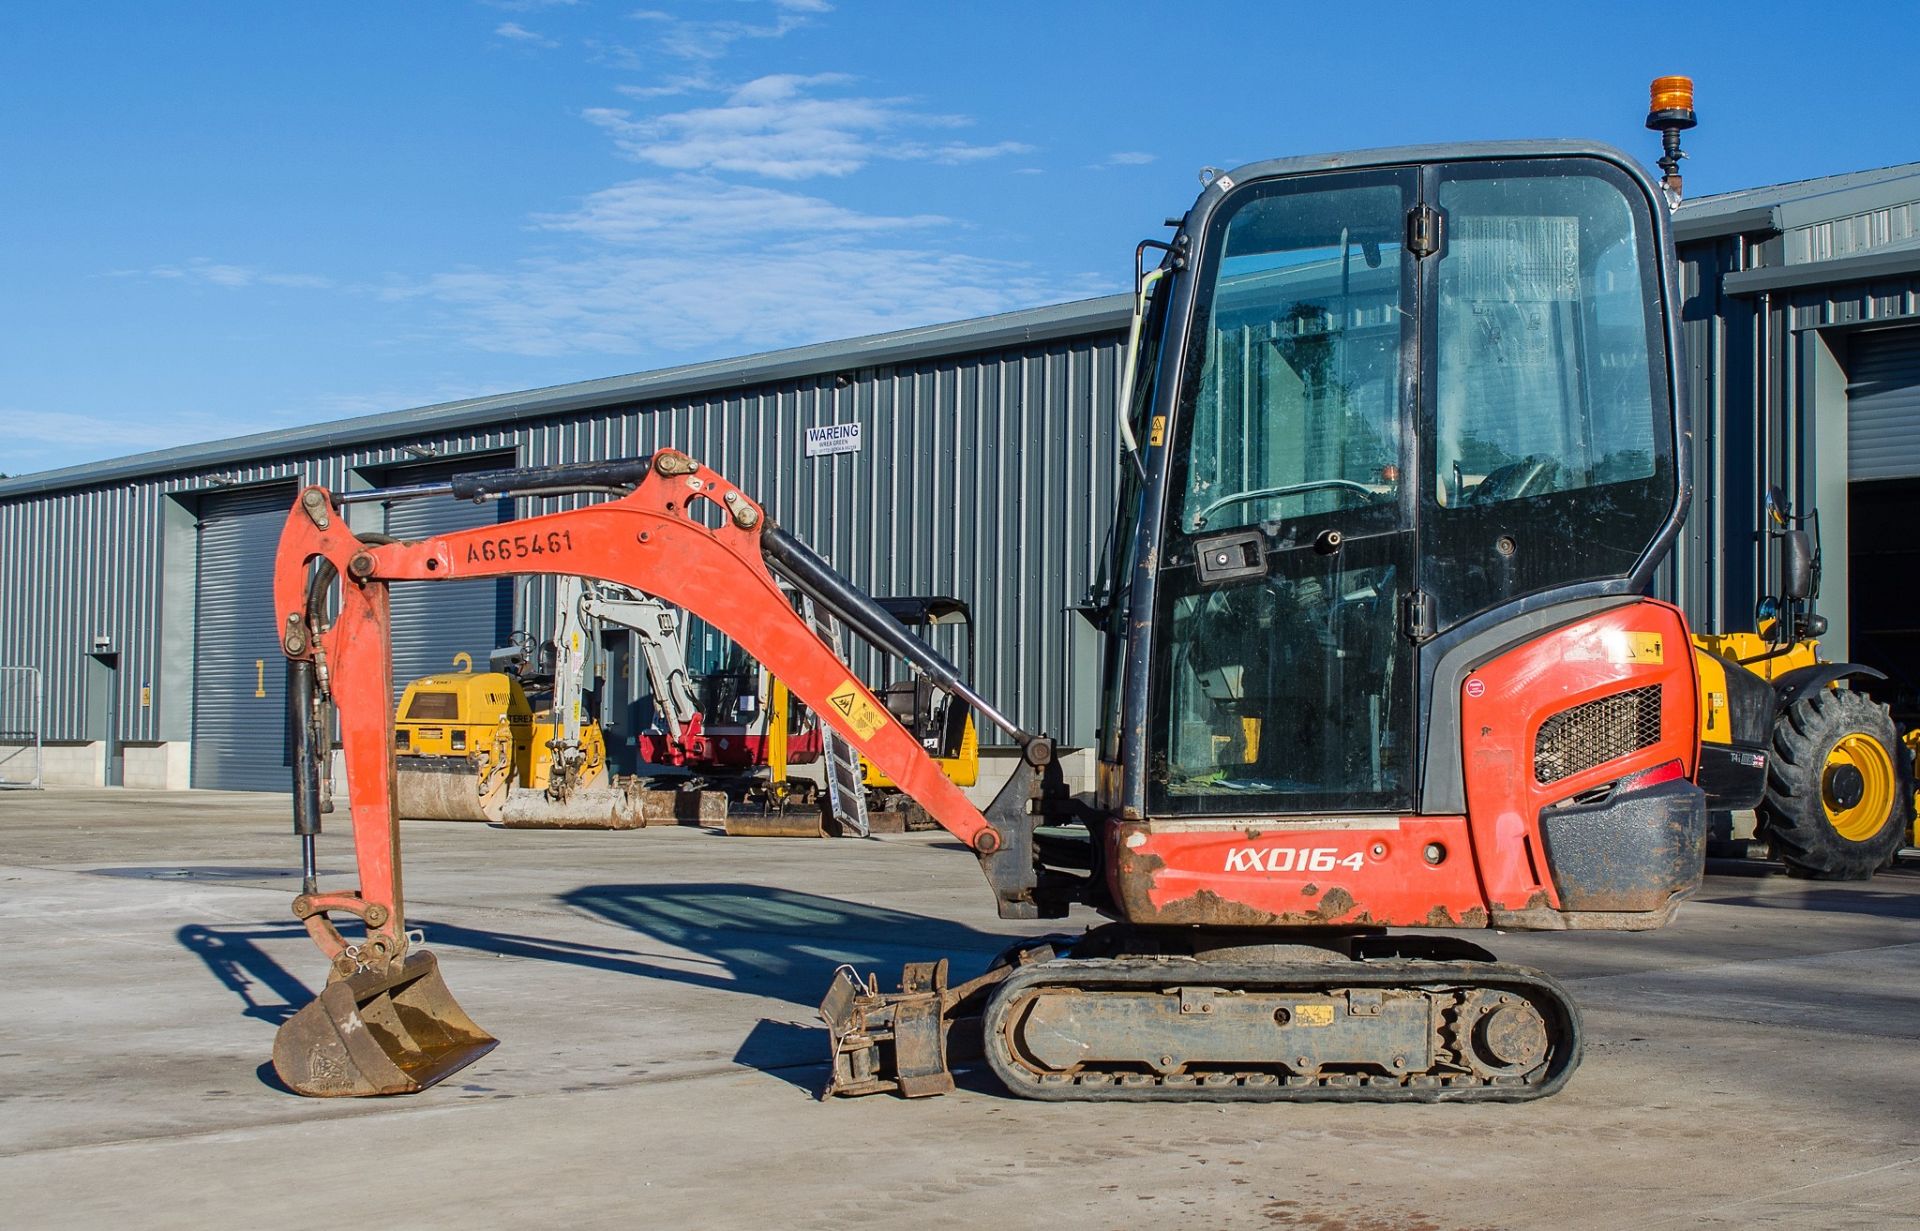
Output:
top-left (269, 450), bottom-right (1055, 1095)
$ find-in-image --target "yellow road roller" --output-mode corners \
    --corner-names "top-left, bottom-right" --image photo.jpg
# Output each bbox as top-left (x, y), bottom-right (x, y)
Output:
top-left (394, 658), bottom-right (611, 822)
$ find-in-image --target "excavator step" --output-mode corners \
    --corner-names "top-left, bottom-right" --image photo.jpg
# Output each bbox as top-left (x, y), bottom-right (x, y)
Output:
top-left (801, 596), bottom-right (871, 838)
top-left (980, 957), bottom-right (1580, 1103)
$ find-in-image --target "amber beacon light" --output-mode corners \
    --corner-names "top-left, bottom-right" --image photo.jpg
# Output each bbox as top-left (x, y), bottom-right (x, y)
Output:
top-left (1645, 75), bottom-right (1698, 201)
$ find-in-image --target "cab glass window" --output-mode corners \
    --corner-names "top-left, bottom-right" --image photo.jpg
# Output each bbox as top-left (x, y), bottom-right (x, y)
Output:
top-left (1425, 161), bottom-right (1674, 627)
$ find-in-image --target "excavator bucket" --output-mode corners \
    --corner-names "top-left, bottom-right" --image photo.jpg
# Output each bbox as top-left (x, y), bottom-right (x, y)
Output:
top-left (272, 952), bottom-right (497, 1097)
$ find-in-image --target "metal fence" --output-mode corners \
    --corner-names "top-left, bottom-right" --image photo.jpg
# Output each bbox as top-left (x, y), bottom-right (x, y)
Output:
top-left (0, 667), bottom-right (43, 789)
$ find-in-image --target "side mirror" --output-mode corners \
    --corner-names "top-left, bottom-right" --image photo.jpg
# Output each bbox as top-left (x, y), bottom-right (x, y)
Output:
top-left (1755, 594), bottom-right (1781, 635)
top-left (1782, 529), bottom-right (1814, 600)
top-left (1764, 485), bottom-right (1791, 529)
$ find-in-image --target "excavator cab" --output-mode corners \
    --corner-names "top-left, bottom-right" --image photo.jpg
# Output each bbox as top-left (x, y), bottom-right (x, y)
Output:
top-left (1098, 146), bottom-right (1690, 828)
top-left (949, 143), bottom-right (1704, 1100)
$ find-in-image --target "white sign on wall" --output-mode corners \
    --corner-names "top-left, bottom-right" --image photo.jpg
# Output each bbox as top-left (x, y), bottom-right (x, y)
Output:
top-left (804, 422), bottom-right (862, 458)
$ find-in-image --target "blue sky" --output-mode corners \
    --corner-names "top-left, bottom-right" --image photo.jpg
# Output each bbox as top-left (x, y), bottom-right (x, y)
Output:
top-left (1, 1), bottom-right (1911, 476)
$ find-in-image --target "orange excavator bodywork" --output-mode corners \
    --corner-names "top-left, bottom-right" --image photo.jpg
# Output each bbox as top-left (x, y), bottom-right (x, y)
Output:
top-left (266, 139), bottom-right (1708, 1103)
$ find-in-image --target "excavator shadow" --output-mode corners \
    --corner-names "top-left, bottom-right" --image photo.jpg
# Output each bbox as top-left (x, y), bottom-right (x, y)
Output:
top-left (556, 882), bottom-right (1018, 1007)
top-left (177, 923), bottom-right (317, 1028)
top-left (178, 887), bottom-right (1024, 1095)
top-left (180, 884), bottom-right (1010, 1024)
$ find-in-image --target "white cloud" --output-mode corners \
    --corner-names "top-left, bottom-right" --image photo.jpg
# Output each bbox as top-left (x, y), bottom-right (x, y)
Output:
top-left (1101, 151), bottom-right (1157, 167)
top-left (298, 381), bottom-right (510, 420)
top-left (494, 21), bottom-right (558, 48)
top-left (582, 74), bottom-right (1033, 180)
top-left (627, 3), bottom-right (819, 62)
top-left (73, 2), bottom-right (1083, 418)
top-left (615, 73), bottom-right (719, 100)
top-left (0, 406), bottom-right (304, 473)
top-left (930, 140), bottom-right (1036, 164)
top-left (386, 244), bottom-right (1107, 359)
top-left (122, 259), bottom-right (335, 290)
top-left (532, 175), bottom-right (947, 243)
top-left (481, 0), bottom-right (581, 10)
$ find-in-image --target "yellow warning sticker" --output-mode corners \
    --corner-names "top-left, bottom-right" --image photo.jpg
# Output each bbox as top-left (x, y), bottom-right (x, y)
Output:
top-left (826, 678), bottom-right (889, 741)
top-left (1294, 1004), bottom-right (1335, 1027)
top-left (1149, 415), bottom-right (1167, 447)
top-left (1623, 632), bottom-right (1665, 663)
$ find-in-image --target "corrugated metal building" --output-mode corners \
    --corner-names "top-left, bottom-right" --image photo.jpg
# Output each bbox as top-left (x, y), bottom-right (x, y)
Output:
top-left (4, 158), bottom-right (1919, 790)
top-left (0, 300), bottom-right (1130, 787)
top-left (1664, 161), bottom-right (1920, 723)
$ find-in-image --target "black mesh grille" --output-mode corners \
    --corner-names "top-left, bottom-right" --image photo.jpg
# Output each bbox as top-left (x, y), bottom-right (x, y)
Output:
top-left (1534, 685), bottom-right (1662, 784)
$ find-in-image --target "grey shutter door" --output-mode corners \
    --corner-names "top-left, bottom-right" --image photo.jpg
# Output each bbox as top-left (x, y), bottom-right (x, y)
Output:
top-left (1848, 326), bottom-right (1920, 481)
top-left (193, 485), bottom-right (297, 791)
top-left (383, 465), bottom-right (512, 692)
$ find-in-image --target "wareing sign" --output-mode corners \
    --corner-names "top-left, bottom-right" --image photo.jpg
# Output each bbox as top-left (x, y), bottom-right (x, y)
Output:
top-left (804, 422), bottom-right (862, 457)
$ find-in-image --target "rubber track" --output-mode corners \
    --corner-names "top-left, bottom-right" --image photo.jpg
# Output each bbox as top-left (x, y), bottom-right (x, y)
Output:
top-left (981, 957), bottom-right (1582, 1103)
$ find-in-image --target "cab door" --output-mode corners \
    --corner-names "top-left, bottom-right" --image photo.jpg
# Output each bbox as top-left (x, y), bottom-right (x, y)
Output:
top-left (1152, 168), bottom-right (1420, 816)
top-left (1417, 158), bottom-right (1677, 634)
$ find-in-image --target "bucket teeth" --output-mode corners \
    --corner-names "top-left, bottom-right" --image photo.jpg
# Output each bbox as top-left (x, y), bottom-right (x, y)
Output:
top-left (272, 951), bottom-right (497, 1097)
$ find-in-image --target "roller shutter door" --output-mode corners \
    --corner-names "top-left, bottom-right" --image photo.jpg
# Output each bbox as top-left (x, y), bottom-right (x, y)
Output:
top-left (382, 462), bottom-right (513, 692)
top-left (193, 485), bottom-right (298, 791)
top-left (1848, 326), bottom-right (1920, 480)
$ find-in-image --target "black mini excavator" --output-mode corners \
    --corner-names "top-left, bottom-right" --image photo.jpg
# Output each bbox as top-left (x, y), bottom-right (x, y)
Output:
top-left (267, 138), bottom-right (1705, 1103)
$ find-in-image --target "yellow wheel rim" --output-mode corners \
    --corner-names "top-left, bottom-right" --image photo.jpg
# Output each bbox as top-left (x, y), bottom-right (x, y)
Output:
top-left (1823, 733), bottom-right (1897, 842)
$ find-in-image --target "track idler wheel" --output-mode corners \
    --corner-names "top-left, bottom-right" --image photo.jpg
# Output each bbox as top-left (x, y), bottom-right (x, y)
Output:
top-left (1449, 989), bottom-right (1551, 1079)
top-left (272, 951), bottom-right (498, 1097)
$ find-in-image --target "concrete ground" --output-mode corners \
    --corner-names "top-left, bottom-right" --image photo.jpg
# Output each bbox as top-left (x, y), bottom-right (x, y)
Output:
top-left (1, 789), bottom-right (1916, 1231)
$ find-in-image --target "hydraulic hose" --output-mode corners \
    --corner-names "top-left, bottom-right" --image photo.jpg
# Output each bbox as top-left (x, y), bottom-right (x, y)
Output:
top-left (289, 658), bottom-right (323, 895)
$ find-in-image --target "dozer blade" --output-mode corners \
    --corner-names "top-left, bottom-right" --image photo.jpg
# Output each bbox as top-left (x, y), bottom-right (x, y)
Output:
top-left (725, 807), bottom-right (827, 838)
top-left (396, 758), bottom-right (506, 823)
top-left (499, 784), bottom-right (646, 829)
top-left (498, 784), bottom-right (727, 829)
top-left (272, 951), bottom-right (498, 1097)
top-left (819, 943), bottom-right (1059, 1099)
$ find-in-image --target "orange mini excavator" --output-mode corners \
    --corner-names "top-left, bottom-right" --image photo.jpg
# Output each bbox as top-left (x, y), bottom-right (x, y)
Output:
top-left (268, 139), bottom-right (1704, 1102)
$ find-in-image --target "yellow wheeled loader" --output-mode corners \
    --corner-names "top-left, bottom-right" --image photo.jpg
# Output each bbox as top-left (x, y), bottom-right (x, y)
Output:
top-left (1691, 487), bottom-right (1912, 878)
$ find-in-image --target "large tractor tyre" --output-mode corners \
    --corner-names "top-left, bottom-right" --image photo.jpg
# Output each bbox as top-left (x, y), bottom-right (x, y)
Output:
top-left (1757, 688), bottom-right (1911, 880)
